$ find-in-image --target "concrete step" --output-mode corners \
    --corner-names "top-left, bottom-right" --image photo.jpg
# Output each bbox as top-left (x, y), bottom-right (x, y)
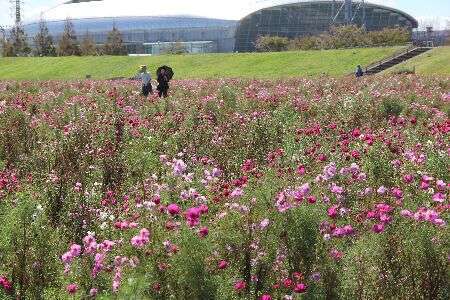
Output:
top-left (365, 47), bottom-right (432, 75)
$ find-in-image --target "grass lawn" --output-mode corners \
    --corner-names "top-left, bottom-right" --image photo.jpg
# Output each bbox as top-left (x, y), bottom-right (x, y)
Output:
top-left (0, 47), bottom-right (403, 80)
top-left (386, 46), bottom-right (450, 76)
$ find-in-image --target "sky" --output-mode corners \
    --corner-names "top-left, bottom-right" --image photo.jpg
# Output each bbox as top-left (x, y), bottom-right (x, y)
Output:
top-left (0, 0), bottom-right (449, 29)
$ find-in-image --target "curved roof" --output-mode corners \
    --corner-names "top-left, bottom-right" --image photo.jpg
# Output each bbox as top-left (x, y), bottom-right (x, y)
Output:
top-left (239, 0), bottom-right (418, 28)
top-left (23, 16), bottom-right (237, 36)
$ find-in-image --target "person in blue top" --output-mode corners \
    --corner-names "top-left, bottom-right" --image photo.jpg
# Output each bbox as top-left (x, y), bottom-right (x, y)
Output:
top-left (355, 65), bottom-right (364, 78)
top-left (137, 65), bottom-right (152, 97)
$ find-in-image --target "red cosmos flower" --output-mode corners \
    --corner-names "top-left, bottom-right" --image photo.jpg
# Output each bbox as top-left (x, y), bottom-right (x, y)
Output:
top-left (283, 278), bottom-right (293, 288)
top-left (351, 150), bottom-right (360, 159)
top-left (307, 196), bottom-right (317, 204)
top-left (318, 153), bottom-right (327, 162)
top-left (152, 282), bottom-right (161, 291)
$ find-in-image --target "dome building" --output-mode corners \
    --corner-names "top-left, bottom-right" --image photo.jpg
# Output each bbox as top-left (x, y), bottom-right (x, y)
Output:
top-left (21, 0), bottom-right (418, 54)
top-left (235, 0), bottom-right (418, 52)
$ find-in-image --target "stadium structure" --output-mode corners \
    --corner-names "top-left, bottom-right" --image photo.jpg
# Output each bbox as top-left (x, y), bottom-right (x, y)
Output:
top-left (15, 0), bottom-right (418, 54)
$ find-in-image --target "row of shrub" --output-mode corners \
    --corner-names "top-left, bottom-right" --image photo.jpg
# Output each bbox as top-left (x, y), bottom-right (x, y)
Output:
top-left (255, 25), bottom-right (411, 52)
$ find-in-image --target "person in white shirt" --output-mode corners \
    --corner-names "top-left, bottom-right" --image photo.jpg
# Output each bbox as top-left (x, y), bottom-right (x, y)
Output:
top-left (137, 65), bottom-right (152, 97)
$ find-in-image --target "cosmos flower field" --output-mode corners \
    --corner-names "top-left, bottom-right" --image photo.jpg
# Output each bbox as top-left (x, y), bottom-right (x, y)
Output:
top-left (0, 76), bottom-right (448, 299)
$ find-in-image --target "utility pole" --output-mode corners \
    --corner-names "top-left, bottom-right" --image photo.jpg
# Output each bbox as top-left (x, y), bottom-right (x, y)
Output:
top-left (9, 0), bottom-right (23, 24)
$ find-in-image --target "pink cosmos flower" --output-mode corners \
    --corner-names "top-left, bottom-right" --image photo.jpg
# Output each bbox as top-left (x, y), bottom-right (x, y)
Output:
top-left (131, 228), bottom-right (150, 248)
top-left (185, 207), bottom-right (201, 227)
top-left (323, 163), bottom-right (337, 180)
top-left (260, 295), bottom-right (272, 300)
top-left (432, 193), bottom-right (446, 203)
top-left (330, 249), bottom-right (343, 260)
top-left (260, 218), bottom-right (270, 229)
top-left (372, 223), bottom-right (385, 233)
top-left (275, 192), bottom-right (292, 213)
top-left (327, 205), bottom-right (338, 218)
top-left (198, 226), bottom-right (209, 238)
top-left (400, 209), bottom-right (412, 217)
top-left (66, 283), bottom-right (78, 294)
top-left (403, 174), bottom-right (414, 184)
top-left (330, 183), bottom-right (344, 195)
top-left (218, 260), bottom-right (229, 270)
top-left (436, 180), bottom-right (446, 190)
top-left (69, 244), bottom-right (81, 256)
top-left (377, 186), bottom-right (387, 194)
top-left (432, 218), bottom-right (446, 227)
top-left (391, 187), bottom-right (403, 199)
top-left (90, 288), bottom-right (98, 297)
top-left (420, 181), bottom-right (430, 190)
top-left (230, 188), bottom-right (244, 198)
top-left (172, 159), bottom-right (187, 176)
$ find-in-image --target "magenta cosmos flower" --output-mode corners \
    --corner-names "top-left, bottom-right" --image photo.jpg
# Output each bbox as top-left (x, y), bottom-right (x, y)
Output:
top-left (167, 203), bottom-right (181, 215)
top-left (294, 283), bottom-right (307, 293)
top-left (234, 280), bottom-right (246, 291)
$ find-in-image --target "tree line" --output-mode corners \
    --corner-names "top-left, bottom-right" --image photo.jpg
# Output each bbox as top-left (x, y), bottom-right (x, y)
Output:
top-left (255, 25), bottom-right (412, 52)
top-left (1, 18), bottom-right (127, 57)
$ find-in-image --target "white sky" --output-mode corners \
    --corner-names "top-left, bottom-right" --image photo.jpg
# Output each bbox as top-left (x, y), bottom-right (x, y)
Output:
top-left (0, 0), bottom-right (448, 29)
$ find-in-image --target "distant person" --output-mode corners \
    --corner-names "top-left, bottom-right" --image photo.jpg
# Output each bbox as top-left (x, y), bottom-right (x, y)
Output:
top-left (157, 68), bottom-right (169, 98)
top-left (137, 65), bottom-right (152, 97)
top-left (355, 65), bottom-right (364, 78)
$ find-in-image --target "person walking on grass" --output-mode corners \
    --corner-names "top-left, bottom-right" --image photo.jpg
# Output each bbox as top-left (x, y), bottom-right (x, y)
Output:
top-left (137, 65), bottom-right (152, 97)
top-left (355, 65), bottom-right (364, 78)
top-left (157, 68), bottom-right (169, 98)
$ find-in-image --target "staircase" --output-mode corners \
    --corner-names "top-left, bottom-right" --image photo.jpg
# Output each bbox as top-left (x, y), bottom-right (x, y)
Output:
top-left (364, 46), bottom-right (432, 75)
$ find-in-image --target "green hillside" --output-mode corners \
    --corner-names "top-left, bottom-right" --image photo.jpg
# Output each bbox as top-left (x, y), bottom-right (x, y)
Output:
top-left (0, 47), bottom-right (402, 80)
top-left (386, 46), bottom-right (450, 76)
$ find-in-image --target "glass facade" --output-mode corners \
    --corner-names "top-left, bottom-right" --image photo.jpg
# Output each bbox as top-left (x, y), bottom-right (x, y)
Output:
top-left (23, 16), bottom-right (237, 54)
top-left (235, 1), bottom-right (418, 52)
top-left (142, 41), bottom-right (217, 55)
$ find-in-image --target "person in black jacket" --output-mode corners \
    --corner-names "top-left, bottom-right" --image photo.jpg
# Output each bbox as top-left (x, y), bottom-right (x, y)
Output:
top-left (355, 65), bottom-right (364, 78)
top-left (157, 69), bottom-right (169, 98)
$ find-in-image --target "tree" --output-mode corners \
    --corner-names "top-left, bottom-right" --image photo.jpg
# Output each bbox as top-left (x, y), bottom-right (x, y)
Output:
top-left (5, 25), bottom-right (31, 56)
top-left (57, 18), bottom-right (80, 56)
top-left (255, 36), bottom-right (289, 52)
top-left (33, 18), bottom-right (56, 56)
top-left (1, 39), bottom-right (15, 57)
top-left (80, 31), bottom-right (97, 56)
top-left (103, 26), bottom-right (126, 55)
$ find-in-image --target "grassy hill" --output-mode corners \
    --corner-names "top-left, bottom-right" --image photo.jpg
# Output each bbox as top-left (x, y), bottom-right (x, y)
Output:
top-left (386, 46), bottom-right (450, 76)
top-left (0, 47), bottom-right (402, 80)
